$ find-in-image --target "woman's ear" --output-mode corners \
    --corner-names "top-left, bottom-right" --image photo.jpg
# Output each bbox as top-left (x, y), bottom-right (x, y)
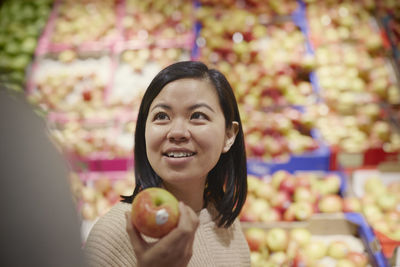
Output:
top-left (223, 121), bottom-right (239, 153)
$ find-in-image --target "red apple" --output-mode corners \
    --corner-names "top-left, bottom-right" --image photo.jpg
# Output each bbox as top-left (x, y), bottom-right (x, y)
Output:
top-left (343, 196), bottom-right (362, 213)
top-left (260, 207), bottom-right (282, 222)
top-left (270, 191), bottom-right (292, 212)
top-left (271, 170), bottom-right (292, 189)
top-left (244, 227), bottom-right (268, 252)
top-left (266, 228), bottom-right (289, 252)
top-left (131, 187), bottom-right (180, 238)
top-left (318, 194), bottom-right (343, 213)
top-left (279, 176), bottom-right (296, 195)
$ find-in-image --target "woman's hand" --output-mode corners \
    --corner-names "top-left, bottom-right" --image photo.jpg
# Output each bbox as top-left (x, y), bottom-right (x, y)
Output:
top-left (126, 202), bottom-right (200, 267)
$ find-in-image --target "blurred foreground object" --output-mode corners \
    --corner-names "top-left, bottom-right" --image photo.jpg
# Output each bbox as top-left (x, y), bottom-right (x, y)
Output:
top-left (0, 90), bottom-right (86, 267)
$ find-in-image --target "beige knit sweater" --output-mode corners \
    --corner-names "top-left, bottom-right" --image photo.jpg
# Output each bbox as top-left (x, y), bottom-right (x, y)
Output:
top-left (84, 202), bottom-right (251, 267)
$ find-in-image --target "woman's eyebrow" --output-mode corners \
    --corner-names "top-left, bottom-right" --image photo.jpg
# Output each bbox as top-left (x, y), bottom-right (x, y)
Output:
top-left (150, 103), bottom-right (215, 113)
top-left (189, 103), bottom-right (215, 113)
top-left (150, 103), bottom-right (171, 112)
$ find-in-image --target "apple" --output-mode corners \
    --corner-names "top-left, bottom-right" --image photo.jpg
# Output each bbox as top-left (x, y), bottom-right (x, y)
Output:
top-left (269, 251), bottom-right (288, 265)
top-left (327, 241), bottom-right (349, 259)
top-left (289, 228), bottom-right (311, 247)
top-left (293, 186), bottom-right (316, 203)
top-left (270, 191), bottom-right (292, 212)
top-left (271, 170), bottom-right (292, 189)
top-left (343, 196), bottom-right (362, 213)
top-left (303, 240), bottom-right (327, 260)
top-left (94, 176), bottom-right (112, 194)
top-left (336, 259), bottom-right (356, 267)
top-left (266, 228), bottom-right (289, 252)
top-left (323, 173), bottom-right (341, 194)
top-left (260, 207), bottom-right (282, 222)
top-left (318, 194), bottom-right (343, 213)
top-left (255, 180), bottom-right (275, 201)
top-left (131, 187), bottom-right (180, 238)
top-left (292, 202), bottom-right (314, 221)
top-left (244, 227), bottom-right (268, 252)
top-left (376, 193), bottom-right (398, 212)
top-left (279, 176), bottom-right (296, 195)
top-left (346, 251), bottom-right (368, 267)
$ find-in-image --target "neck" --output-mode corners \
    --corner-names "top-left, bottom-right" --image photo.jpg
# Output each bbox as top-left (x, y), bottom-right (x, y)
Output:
top-left (162, 181), bottom-right (205, 213)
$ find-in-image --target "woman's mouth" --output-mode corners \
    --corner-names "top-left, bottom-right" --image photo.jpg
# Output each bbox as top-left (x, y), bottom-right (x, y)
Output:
top-left (165, 151), bottom-right (196, 158)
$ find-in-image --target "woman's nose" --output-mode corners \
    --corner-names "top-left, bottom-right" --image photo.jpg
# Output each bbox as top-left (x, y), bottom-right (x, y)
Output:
top-left (167, 119), bottom-right (190, 142)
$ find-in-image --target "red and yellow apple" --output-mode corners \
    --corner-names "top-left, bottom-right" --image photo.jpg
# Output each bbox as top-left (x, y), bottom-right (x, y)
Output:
top-left (131, 187), bottom-right (180, 238)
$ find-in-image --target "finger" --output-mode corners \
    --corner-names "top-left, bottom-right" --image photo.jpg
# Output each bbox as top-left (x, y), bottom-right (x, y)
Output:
top-left (125, 212), bottom-right (147, 254)
top-left (178, 202), bottom-right (200, 232)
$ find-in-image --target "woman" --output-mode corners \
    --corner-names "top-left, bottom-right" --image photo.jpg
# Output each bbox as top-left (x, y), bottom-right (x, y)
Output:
top-left (85, 61), bottom-right (250, 266)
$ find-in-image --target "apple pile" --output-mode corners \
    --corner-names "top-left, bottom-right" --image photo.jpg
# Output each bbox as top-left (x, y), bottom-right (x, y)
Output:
top-left (49, 117), bottom-right (135, 158)
top-left (122, 0), bottom-right (194, 44)
top-left (111, 47), bottom-right (191, 108)
top-left (356, 175), bottom-right (400, 242)
top-left (242, 107), bottom-right (318, 161)
top-left (313, 44), bottom-right (400, 109)
top-left (69, 172), bottom-right (135, 221)
top-left (0, 0), bottom-right (53, 91)
top-left (197, 0), bottom-right (298, 16)
top-left (28, 55), bottom-right (111, 113)
top-left (244, 227), bottom-right (370, 267)
top-left (196, 6), bottom-right (317, 108)
top-left (304, 103), bottom-right (400, 153)
top-left (306, 1), bottom-right (383, 53)
top-left (240, 171), bottom-right (343, 223)
top-left (50, 0), bottom-right (118, 46)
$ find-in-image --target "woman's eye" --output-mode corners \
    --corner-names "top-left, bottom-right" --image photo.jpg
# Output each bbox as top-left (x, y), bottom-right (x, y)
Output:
top-left (154, 112), bottom-right (169, 121)
top-left (190, 112), bottom-right (208, 120)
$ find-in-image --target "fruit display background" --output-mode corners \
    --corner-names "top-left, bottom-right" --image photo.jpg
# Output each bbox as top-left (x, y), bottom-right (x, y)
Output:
top-left (1, 0), bottom-right (400, 266)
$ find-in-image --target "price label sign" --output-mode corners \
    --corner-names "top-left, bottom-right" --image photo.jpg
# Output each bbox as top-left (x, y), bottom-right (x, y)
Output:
top-left (337, 152), bottom-right (363, 169)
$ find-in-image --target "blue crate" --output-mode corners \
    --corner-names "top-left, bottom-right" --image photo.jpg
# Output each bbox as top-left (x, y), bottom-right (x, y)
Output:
top-left (345, 212), bottom-right (389, 267)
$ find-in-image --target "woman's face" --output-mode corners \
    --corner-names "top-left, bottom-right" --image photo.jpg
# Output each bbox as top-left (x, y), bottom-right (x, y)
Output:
top-left (145, 78), bottom-right (237, 188)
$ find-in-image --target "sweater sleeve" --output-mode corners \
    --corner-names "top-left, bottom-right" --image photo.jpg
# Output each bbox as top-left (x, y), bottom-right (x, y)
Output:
top-left (84, 202), bottom-right (137, 267)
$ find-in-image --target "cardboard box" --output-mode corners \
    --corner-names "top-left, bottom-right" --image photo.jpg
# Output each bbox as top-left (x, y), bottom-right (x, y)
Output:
top-left (242, 213), bottom-right (388, 267)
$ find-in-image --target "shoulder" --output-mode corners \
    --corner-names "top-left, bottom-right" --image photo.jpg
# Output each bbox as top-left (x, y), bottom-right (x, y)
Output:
top-left (84, 202), bottom-right (136, 266)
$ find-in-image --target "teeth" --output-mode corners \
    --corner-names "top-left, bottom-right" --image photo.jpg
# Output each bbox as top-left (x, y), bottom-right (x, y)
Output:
top-left (167, 152), bottom-right (194, 158)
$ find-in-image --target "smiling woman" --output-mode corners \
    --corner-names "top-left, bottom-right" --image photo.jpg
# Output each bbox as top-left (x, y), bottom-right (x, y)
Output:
top-left (84, 61), bottom-right (250, 267)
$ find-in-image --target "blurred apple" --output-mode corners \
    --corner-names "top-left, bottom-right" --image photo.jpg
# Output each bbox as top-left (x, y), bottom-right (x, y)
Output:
top-left (270, 190), bottom-right (292, 213)
top-left (336, 259), bottom-right (356, 267)
top-left (293, 186), bottom-right (316, 203)
top-left (303, 240), bottom-right (327, 260)
top-left (327, 241), bottom-right (349, 259)
top-left (376, 193), bottom-right (397, 212)
top-left (346, 251), bottom-right (368, 267)
top-left (279, 176), bottom-right (296, 195)
top-left (343, 197), bottom-right (362, 213)
top-left (244, 227), bottom-right (268, 252)
top-left (323, 173), bottom-right (341, 194)
top-left (289, 228), bottom-right (311, 247)
top-left (318, 194), bottom-right (343, 213)
top-left (271, 170), bottom-right (292, 189)
top-left (266, 228), bottom-right (289, 252)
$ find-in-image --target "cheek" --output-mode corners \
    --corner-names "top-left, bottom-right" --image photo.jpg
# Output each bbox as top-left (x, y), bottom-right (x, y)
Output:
top-left (145, 125), bottom-right (165, 151)
top-left (195, 126), bottom-right (226, 152)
